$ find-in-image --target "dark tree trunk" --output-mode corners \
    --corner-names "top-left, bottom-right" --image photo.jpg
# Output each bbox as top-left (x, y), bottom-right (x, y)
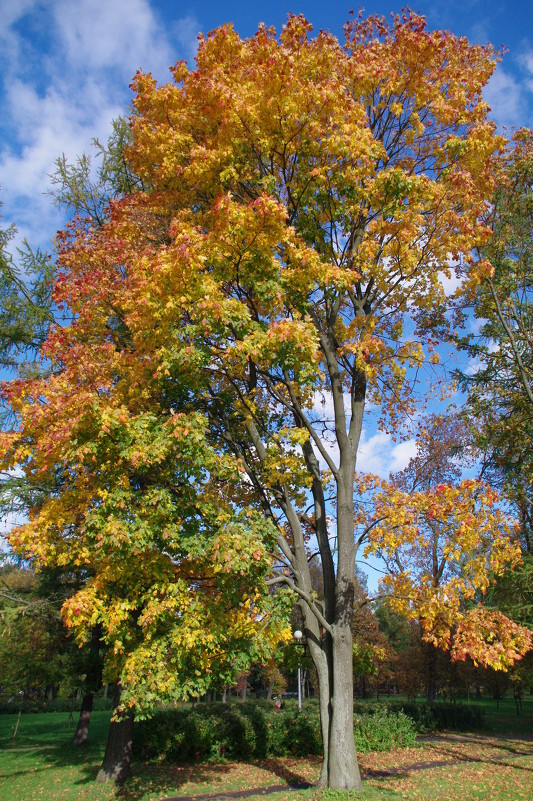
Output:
top-left (96, 684), bottom-right (134, 785)
top-left (74, 625), bottom-right (102, 745)
top-left (73, 692), bottom-right (93, 745)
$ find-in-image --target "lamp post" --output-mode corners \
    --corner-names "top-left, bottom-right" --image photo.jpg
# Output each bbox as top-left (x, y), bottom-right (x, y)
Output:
top-left (293, 629), bottom-right (303, 712)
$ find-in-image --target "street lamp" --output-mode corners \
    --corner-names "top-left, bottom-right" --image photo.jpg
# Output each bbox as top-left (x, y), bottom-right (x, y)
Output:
top-left (293, 629), bottom-right (303, 712)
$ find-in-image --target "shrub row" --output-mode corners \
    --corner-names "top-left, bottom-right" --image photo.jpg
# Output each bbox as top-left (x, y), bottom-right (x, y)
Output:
top-left (134, 702), bottom-right (321, 760)
top-left (133, 701), bottom-right (419, 761)
top-left (424, 702), bottom-right (485, 730)
top-left (354, 708), bottom-right (417, 752)
top-left (353, 700), bottom-right (484, 732)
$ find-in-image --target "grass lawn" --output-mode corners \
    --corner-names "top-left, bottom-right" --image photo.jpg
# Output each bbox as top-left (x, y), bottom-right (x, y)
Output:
top-left (0, 700), bottom-right (532, 801)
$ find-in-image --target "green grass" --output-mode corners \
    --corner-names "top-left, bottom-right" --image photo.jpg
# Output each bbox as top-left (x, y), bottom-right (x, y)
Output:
top-left (0, 710), bottom-right (113, 801)
top-left (0, 696), bottom-right (532, 801)
top-left (456, 694), bottom-right (533, 735)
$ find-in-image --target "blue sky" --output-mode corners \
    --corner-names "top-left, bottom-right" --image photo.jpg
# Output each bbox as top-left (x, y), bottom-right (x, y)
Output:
top-left (2, 0), bottom-right (533, 246)
top-left (0, 0), bottom-right (532, 480)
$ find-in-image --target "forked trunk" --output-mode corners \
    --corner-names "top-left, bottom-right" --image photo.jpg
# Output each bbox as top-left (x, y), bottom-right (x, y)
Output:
top-left (328, 631), bottom-right (362, 789)
top-left (307, 636), bottom-right (332, 788)
top-left (308, 626), bottom-right (362, 790)
top-left (73, 692), bottom-right (93, 745)
top-left (96, 684), bottom-right (134, 784)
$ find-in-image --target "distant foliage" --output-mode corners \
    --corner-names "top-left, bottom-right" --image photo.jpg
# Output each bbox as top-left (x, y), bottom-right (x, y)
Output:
top-left (0, 693), bottom-right (114, 714)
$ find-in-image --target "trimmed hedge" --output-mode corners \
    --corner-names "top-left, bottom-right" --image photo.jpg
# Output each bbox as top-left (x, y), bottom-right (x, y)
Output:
top-left (425, 702), bottom-right (485, 730)
top-left (353, 700), bottom-right (484, 732)
top-left (133, 701), bottom-right (417, 761)
top-left (354, 708), bottom-right (417, 752)
top-left (134, 702), bottom-right (321, 760)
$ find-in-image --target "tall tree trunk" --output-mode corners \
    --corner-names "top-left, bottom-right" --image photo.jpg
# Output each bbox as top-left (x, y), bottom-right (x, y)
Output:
top-left (322, 455), bottom-right (362, 790)
top-left (96, 684), bottom-right (134, 785)
top-left (308, 633), bottom-right (332, 789)
top-left (328, 627), bottom-right (361, 789)
top-left (308, 629), bottom-right (362, 790)
top-left (74, 626), bottom-right (102, 745)
top-left (73, 692), bottom-right (93, 745)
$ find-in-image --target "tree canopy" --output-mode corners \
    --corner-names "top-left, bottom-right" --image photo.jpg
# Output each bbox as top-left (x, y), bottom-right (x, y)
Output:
top-left (1, 11), bottom-right (530, 790)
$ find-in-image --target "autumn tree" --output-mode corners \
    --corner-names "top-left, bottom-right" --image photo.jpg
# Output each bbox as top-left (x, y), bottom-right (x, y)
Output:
top-left (371, 411), bottom-right (476, 700)
top-left (0, 12), bottom-right (521, 789)
top-left (1, 129), bottom-right (149, 773)
top-left (456, 129), bottom-right (533, 544)
top-left (453, 129), bottom-right (533, 663)
top-left (361, 415), bottom-right (532, 699)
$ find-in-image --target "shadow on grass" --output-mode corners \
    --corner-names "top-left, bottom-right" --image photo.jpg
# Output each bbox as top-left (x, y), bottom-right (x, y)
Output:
top-left (1, 737), bottom-right (240, 798)
top-left (115, 758), bottom-right (317, 801)
top-left (256, 758), bottom-right (315, 787)
top-left (419, 737), bottom-right (533, 775)
top-left (0, 710), bottom-right (112, 787)
top-left (115, 761), bottom-right (254, 801)
top-left (0, 739), bottom-right (106, 785)
top-left (1, 710), bottom-right (317, 800)
top-left (360, 734), bottom-right (533, 784)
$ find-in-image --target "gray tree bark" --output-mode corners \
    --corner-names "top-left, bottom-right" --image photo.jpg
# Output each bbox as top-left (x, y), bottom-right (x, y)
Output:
top-left (96, 684), bottom-right (134, 785)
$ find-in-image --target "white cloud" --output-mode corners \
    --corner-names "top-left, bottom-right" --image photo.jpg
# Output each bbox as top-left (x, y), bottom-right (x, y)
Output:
top-left (484, 66), bottom-right (523, 128)
top-left (0, 0), bottom-right (199, 247)
top-left (0, 0), bottom-right (37, 34)
top-left (519, 50), bottom-right (533, 93)
top-left (389, 439), bottom-right (418, 472)
top-left (484, 51), bottom-right (533, 131)
top-left (311, 388), bottom-right (417, 477)
top-left (52, 0), bottom-right (175, 80)
top-left (356, 431), bottom-right (417, 477)
top-left (439, 262), bottom-right (463, 297)
top-left (465, 356), bottom-right (484, 375)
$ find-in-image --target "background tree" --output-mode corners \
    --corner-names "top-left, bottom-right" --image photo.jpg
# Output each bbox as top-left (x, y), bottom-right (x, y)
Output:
top-left (375, 602), bottom-right (426, 700)
top-left (0, 12), bottom-right (514, 790)
top-left (361, 415), bottom-right (532, 694)
top-left (0, 564), bottom-right (73, 703)
top-left (457, 128), bottom-right (533, 552)
top-left (0, 209), bottom-right (54, 376)
top-left (455, 128), bottom-right (533, 670)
